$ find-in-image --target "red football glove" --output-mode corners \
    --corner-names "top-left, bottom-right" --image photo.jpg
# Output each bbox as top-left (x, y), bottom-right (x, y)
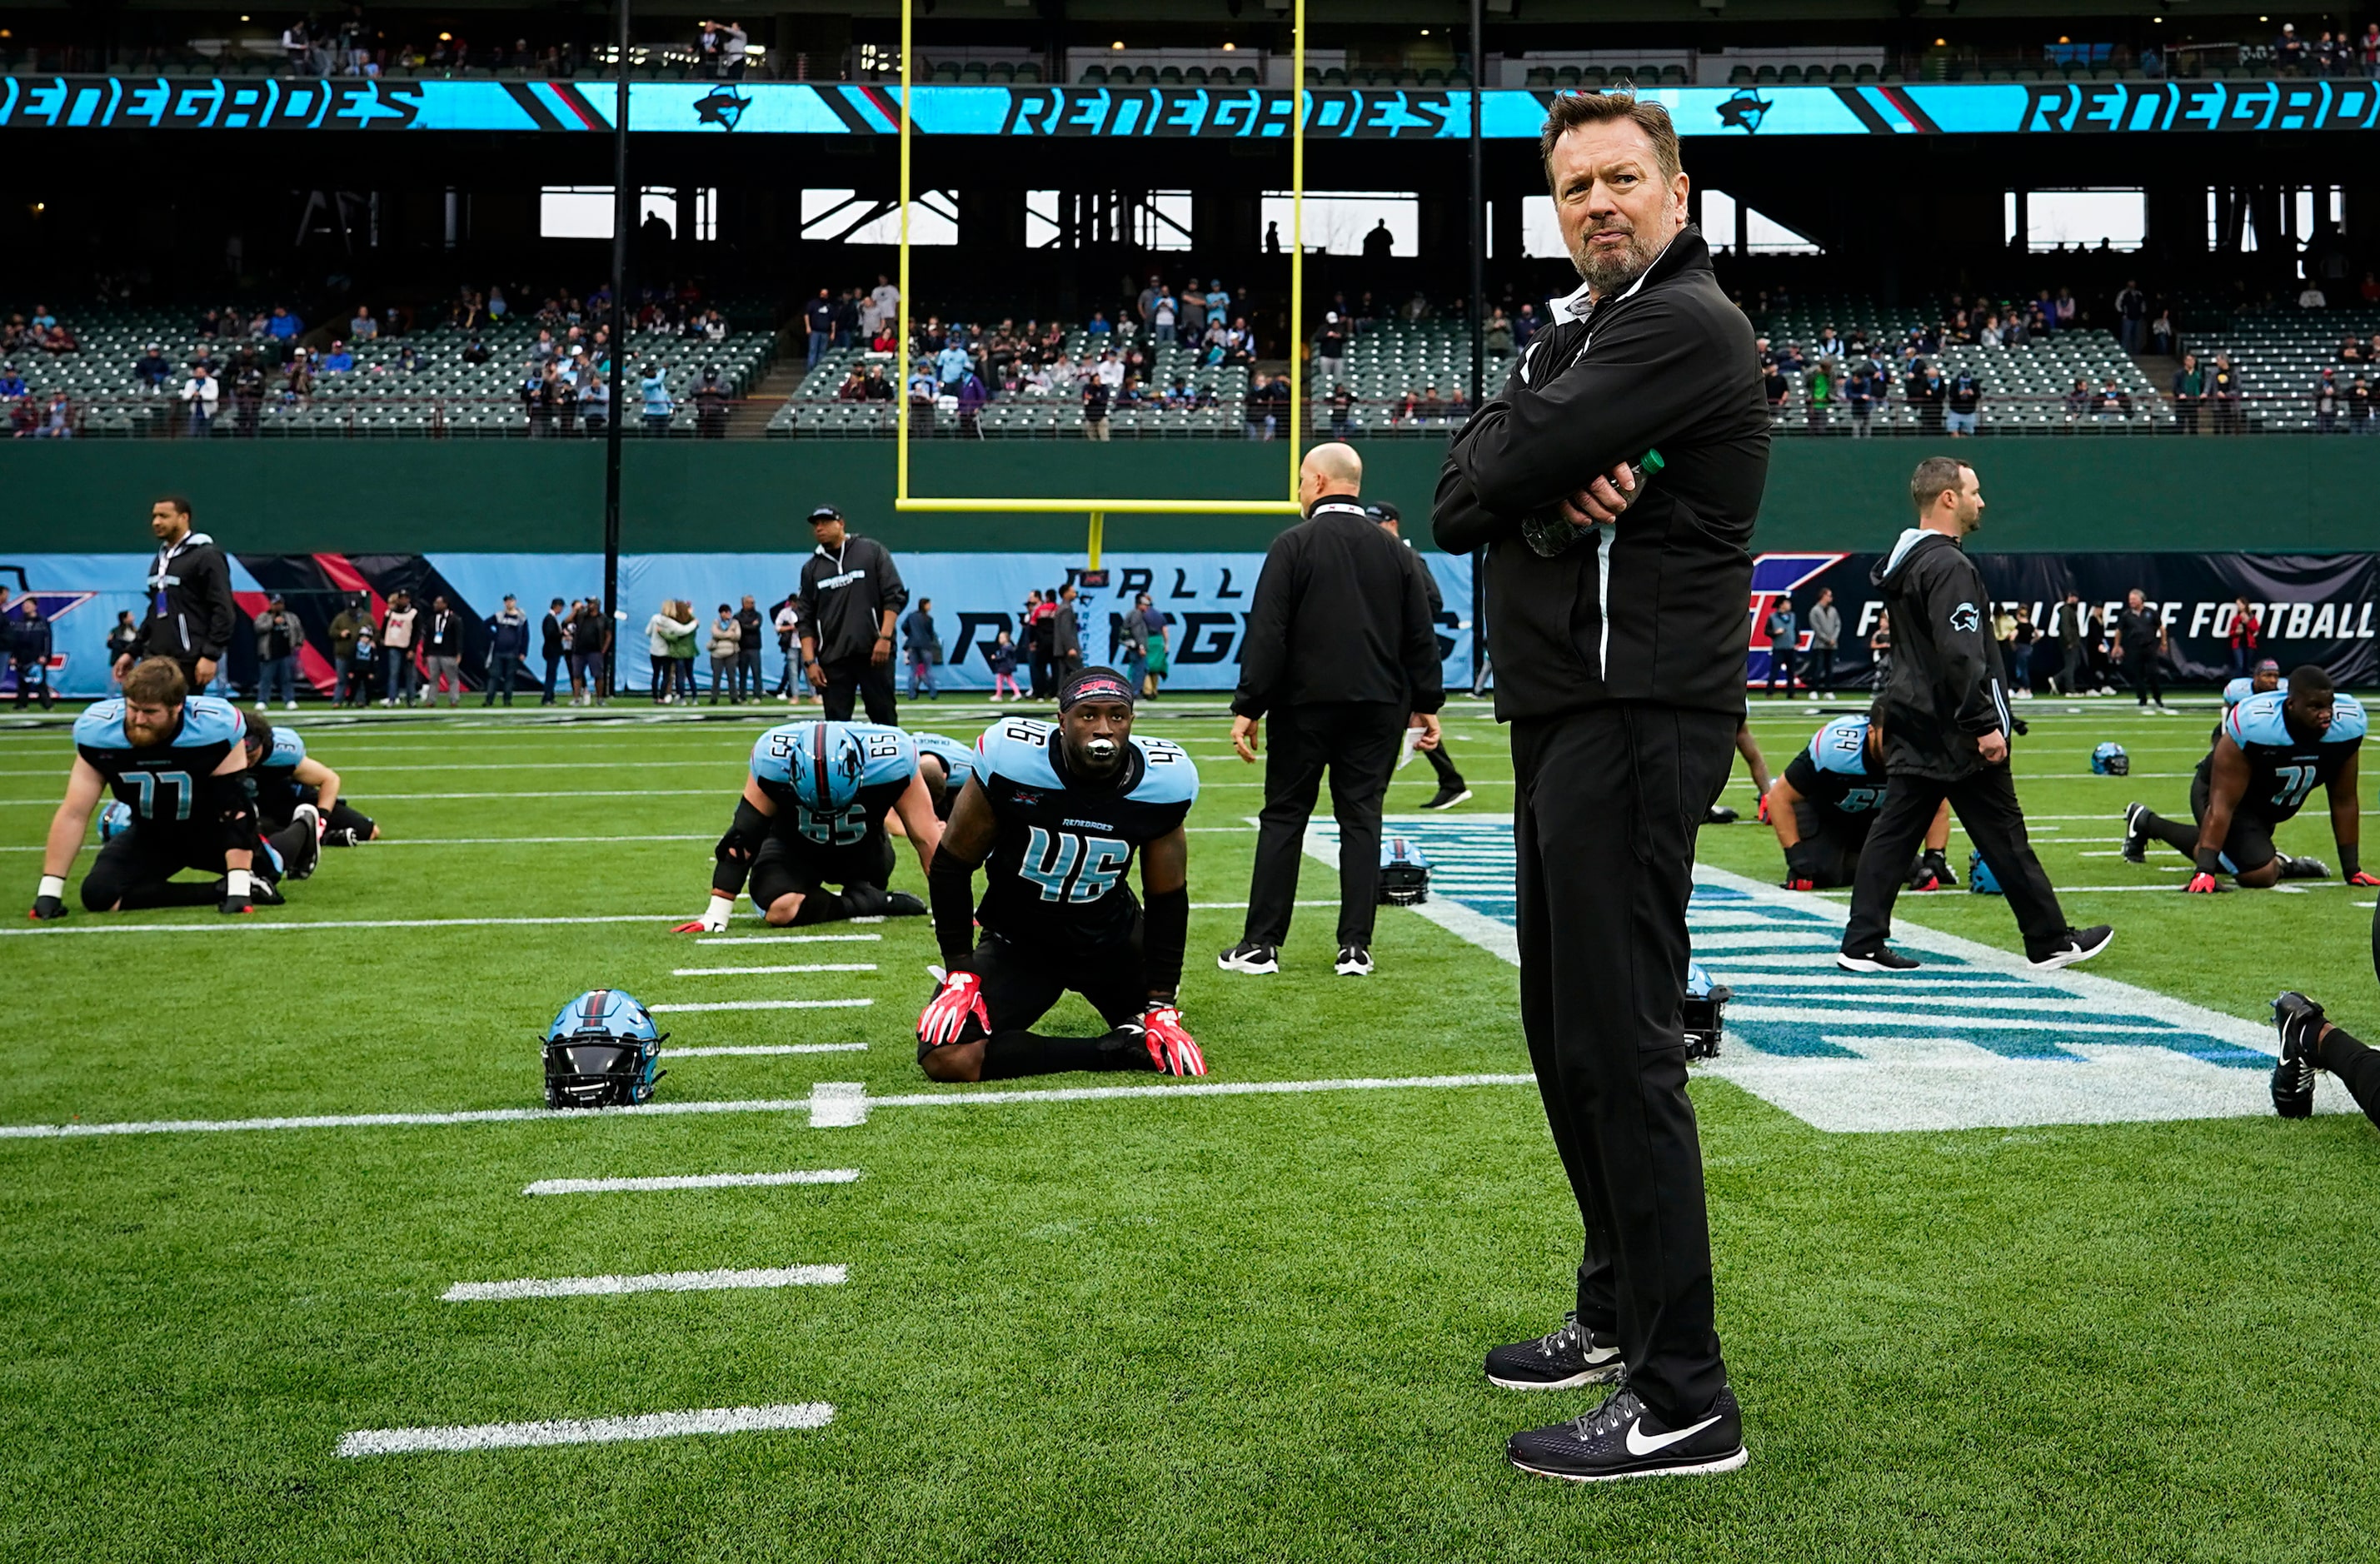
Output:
top-left (917, 969), bottom-right (990, 1049)
top-left (1140, 1004), bottom-right (1207, 1077)
top-left (1755, 794), bottom-right (1771, 824)
top-left (673, 894), bottom-right (734, 934)
top-left (2349, 871), bottom-right (2380, 888)
top-left (2183, 872), bottom-right (2221, 894)
top-left (1784, 877), bottom-right (1815, 893)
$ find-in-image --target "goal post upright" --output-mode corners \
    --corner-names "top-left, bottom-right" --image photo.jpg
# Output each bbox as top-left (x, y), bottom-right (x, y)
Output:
top-left (891, 0), bottom-right (1307, 552)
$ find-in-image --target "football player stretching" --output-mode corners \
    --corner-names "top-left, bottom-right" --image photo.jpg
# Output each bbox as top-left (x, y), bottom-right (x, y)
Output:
top-left (916, 668), bottom-right (1207, 1081)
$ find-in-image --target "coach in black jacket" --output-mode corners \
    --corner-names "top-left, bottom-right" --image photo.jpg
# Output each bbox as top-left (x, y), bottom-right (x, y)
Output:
top-left (120, 496), bottom-right (237, 692)
top-left (1431, 95), bottom-right (1764, 1482)
top-left (1222, 443), bottom-right (1441, 975)
top-left (1838, 457), bottom-right (2108, 973)
top-left (796, 504), bottom-right (909, 724)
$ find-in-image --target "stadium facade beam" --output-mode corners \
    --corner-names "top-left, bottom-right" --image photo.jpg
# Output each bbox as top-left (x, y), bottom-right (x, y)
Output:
top-left (602, 0), bottom-right (630, 695)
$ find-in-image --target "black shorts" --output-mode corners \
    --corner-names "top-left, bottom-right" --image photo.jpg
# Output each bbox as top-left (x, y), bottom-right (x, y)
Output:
top-left (1790, 802), bottom-right (1871, 889)
top-left (748, 830), bottom-right (896, 911)
top-left (930, 926), bottom-right (1147, 1053)
top-left (2188, 775), bottom-right (2280, 874)
top-left (81, 821), bottom-right (245, 911)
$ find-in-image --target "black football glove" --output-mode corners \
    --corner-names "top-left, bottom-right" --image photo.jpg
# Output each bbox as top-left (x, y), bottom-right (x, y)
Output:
top-left (30, 894), bottom-right (67, 921)
top-left (1782, 840), bottom-right (1823, 891)
top-left (219, 888), bottom-right (253, 915)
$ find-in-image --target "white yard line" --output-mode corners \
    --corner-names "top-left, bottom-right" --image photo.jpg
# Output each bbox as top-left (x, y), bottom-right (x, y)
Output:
top-left (336, 1403), bottom-right (835, 1458)
top-left (668, 1043), bottom-right (868, 1057)
top-left (696, 934), bottom-right (881, 945)
top-left (443, 1264), bottom-right (846, 1301)
top-left (1, 1071), bottom-right (1539, 1140)
top-left (669, 964), bottom-right (878, 977)
top-left (524, 1169), bottom-right (862, 1195)
top-left (647, 999), bottom-right (874, 1014)
top-left (1805, 882), bottom-right (2356, 896)
top-left (0, 913), bottom-right (689, 938)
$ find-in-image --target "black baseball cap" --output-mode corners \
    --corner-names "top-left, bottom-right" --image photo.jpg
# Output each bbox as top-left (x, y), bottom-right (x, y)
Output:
top-left (807, 505), bottom-right (843, 525)
top-left (1367, 501), bottom-right (1401, 524)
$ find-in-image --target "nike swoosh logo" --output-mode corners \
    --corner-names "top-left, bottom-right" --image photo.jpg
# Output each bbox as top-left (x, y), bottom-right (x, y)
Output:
top-left (1625, 1414), bottom-right (1723, 1457)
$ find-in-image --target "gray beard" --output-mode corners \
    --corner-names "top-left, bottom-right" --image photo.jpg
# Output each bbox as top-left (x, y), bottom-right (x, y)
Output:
top-left (1574, 231), bottom-right (1661, 296)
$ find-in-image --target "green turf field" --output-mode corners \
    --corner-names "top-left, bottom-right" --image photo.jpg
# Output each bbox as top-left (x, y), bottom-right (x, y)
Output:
top-left (3, 694), bottom-right (2377, 1562)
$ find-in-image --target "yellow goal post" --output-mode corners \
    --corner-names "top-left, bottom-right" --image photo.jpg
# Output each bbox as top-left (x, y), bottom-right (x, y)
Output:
top-left (892, 0), bottom-right (1309, 564)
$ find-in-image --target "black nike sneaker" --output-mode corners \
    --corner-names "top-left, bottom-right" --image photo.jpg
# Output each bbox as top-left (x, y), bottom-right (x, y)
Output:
top-left (1508, 1384), bottom-right (1747, 1483)
top-left (1334, 945), bottom-right (1374, 978)
top-left (883, 890), bottom-right (927, 916)
top-left (2277, 854), bottom-right (2331, 881)
top-left (2121, 803), bottom-right (2151, 865)
top-left (1706, 804), bottom-right (1739, 825)
top-left (1837, 944), bottom-right (1921, 974)
top-left (1420, 785), bottom-right (1473, 810)
top-left (2028, 925), bottom-right (2114, 969)
top-left (2271, 990), bottom-right (2326, 1118)
top-left (1484, 1312), bottom-right (1626, 1392)
top-left (1216, 940), bottom-right (1279, 974)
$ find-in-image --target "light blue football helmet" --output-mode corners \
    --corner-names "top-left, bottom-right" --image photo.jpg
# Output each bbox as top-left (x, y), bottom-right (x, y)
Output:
top-left (542, 989), bottom-right (667, 1108)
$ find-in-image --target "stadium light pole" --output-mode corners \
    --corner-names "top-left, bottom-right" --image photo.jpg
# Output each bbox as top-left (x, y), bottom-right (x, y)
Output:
top-left (1467, 0), bottom-right (1487, 696)
top-left (602, 0), bottom-right (631, 698)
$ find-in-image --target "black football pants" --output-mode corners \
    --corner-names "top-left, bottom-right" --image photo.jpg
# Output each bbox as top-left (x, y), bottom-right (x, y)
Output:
top-left (1242, 700), bottom-right (1405, 949)
top-left (1511, 702), bottom-right (1737, 1425)
top-left (1842, 762), bottom-right (2067, 957)
top-left (819, 655), bottom-right (898, 725)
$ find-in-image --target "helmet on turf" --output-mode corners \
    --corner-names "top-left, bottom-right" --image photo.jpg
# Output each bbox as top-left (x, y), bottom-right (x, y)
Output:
top-left (1682, 961), bottom-right (1732, 1061)
top-left (1968, 850), bottom-right (2004, 894)
top-left (2090, 741), bottom-right (2129, 776)
top-left (98, 800), bottom-right (133, 842)
top-left (789, 723), bottom-right (869, 815)
top-left (1377, 836), bottom-right (1431, 905)
top-left (542, 989), bottom-right (667, 1108)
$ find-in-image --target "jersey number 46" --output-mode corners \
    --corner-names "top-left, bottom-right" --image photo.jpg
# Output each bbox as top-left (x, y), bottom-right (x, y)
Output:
top-left (1019, 825), bottom-right (1131, 904)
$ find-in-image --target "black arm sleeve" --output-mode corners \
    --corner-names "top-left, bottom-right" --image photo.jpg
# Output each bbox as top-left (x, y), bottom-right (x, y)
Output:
top-left (194, 546), bottom-right (238, 661)
top-left (1140, 884), bottom-right (1189, 1000)
top-left (927, 843), bottom-right (982, 968)
top-left (710, 799), bottom-right (771, 897)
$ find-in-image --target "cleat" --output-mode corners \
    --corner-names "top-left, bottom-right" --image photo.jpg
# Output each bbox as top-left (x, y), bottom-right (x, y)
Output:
top-left (2121, 803), bottom-right (2151, 864)
top-left (322, 827), bottom-right (362, 848)
top-left (1485, 1312), bottom-right (1626, 1392)
top-left (1837, 944), bottom-right (1922, 974)
top-left (1216, 940), bottom-right (1280, 975)
top-left (285, 804), bottom-right (322, 880)
top-left (2271, 992), bottom-right (2326, 1118)
top-left (1334, 944), bottom-right (1374, 977)
top-left (1923, 849), bottom-right (1958, 888)
top-left (2028, 924), bottom-right (2114, 969)
top-left (1906, 862), bottom-right (1943, 893)
top-left (882, 890), bottom-right (927, 917)
top-left (247, 877), bottom-right (287, 907)
top-left (1419, 786), bottom-right (1473, 811)
top-left (2276, 854), bottom-right (2330, 881)
top-left (1705, 804), bottom-right (1739, 824)
top-left (1508, 1384), bottom-right (1747, 1484)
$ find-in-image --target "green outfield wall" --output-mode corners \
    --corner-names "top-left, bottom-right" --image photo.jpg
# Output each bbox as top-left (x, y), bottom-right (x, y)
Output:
top-left (4, 437), bottom-right (2370, 556)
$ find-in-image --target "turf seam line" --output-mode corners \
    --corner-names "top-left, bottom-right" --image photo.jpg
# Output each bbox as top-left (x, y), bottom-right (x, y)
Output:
top-left (335, 1402), bottom-right (836, 1457)
top-left (522, 1170), bottom-right (862, 1195)
top-left (442, 1265), bottom-right (846, 1300)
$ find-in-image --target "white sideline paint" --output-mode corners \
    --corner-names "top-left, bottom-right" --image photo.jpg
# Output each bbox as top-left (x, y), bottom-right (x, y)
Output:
top-left (0, 913), bottom-right (691, 939)
top-left (524, 1169), bottom-right (862, 1195)
top-left (443, 1264), bottom-right (846, 1301)
top-left (668, 1043), bottom-right (868, 1058)
top-left (336, 1402), bottom-right (836, 1458)
top-left (0, 1072), bottom-right (1544, 1142)
top-left (669, 964), bottom-right (878, 977)
top-left (647, 999), bottom-right (874, 1014)
top-left (696, 934), bottom-right (881, 945)
top-left (1806, 882), bottom-right (2358, 897)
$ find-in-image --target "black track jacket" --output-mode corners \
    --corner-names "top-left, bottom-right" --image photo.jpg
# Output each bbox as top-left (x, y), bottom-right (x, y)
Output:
top-left (1869, 527), bottom-right (2011, 782)
top-left (1433, 228), bottom-right (1768, 720)
top-left (1232, 497), bottom-right (1444, 719)
top-left (133, 530), bottom-right (237, 665)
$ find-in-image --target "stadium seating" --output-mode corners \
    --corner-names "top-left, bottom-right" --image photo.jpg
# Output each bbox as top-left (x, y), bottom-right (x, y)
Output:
top-left (2183, 309), bottom-right (2380, 432)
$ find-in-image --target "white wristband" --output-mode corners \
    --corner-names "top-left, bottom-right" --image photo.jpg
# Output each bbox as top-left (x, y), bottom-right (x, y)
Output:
top-left (225, 869), bottom-right (252, 898)
top-left (37, 874), bottom-right (64, 900)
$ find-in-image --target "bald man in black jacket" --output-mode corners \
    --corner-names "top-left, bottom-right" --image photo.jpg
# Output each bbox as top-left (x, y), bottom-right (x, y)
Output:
top-left (1434, 94), bottom-right (1765, 1483)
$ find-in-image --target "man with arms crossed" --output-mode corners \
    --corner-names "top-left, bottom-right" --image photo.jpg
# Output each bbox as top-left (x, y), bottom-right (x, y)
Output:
top-left (1434, 93), bottom-right (1763, 1482)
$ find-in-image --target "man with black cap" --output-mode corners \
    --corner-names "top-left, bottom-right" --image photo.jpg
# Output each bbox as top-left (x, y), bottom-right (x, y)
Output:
top-left (796, 505), bottom-right (908, 725)
top-left (118, 496), bottom-right (237, 697)
top-left (1370, 501), bottom-right (1470, 809)
top-left (1219, 442), bottom-right (1443, 979)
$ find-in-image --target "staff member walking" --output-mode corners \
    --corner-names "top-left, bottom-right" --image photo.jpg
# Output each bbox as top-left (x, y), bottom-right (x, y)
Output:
top-left (1219, 443), bottom-right (1442, 979)
top-left (119, 496), bottom-right (236, 695)
top-left (1370, 501), bottom-right (1471, 809)
top-left (1433, 92), bottom-right (1762, 1483)
top-left (796, 504), bottom-right (908, 724)
top-left (1837, 458), bottom-right (2112, 974)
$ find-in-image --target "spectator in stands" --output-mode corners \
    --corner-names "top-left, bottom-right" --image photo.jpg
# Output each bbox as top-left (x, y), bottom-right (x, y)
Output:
top-left (422, 595), bottom-right (467, 707)
top-left (133, 344), bottom-right (173, 389)
top-left (0, 364), bottom-right (22, 403)
top-left (2361, 22), bottom-right (2380, 70)
top-left (2353, 375), bottom-right (2376, 432)
top-left (1842, 359), bottom-right (1880, 437)
top-left (1082, 375), bottom-right (1111, 441)
top-left (2228, 599), bottom-right (2261, 677)
top-left (1363, 219), bottom-right (1395, 259)
top-left (2095, 376), bottom-right (2133, 417)
top-left (266, 306), bottom-right (302, 348)
top-left (350, 306), bottom-right (379, 342)
top-left (181, 363), bottom-right (219, 438)
top-left (802, 288), bottom-right (835, 368)
top-left (541, 597), bottom-right (568, 705)
top-left (2063, 377), bottom-right (2093, 420)
top-left (956, 366), bottom-right (990, 438)
top-left (581, 371), bottom-right (611, 436)
top-left (2053, 288), bottom-right (2078, 330)
top-left (2211, 355), bottom-right (2243, 434)
top-left (321, 341), bottom-right (355, 374)
top-left (2172, 354), bottom-right (2205, 435)
top-left (2149, 309), bottom-right (2178, 358)
top-left (2316, 368), bottom-right (2344, 433)
top-left (836, 366), bottom-right (871, 401)
top-left (693, 368), bottom-right (731, 437)
top-left (2278, 22), bottom-right (2307, 72)
top-left (1908, 361), bottom-right (1945, 433)
top-left (2114, 281), bottom-right (2147, 354)
top-left (483, 595), bottom-right (529, 706)
top-left (1205, 280), bottom-right (1231, 327)
top-left (1761, 349), bottom-right (1789, 411)
top-left (381, 590), bottom-right (420, 706)
top-left (640, 364), bottom-right (672, 434)
top-left (1945, 368), bottom-right (1981, 436)
top-left (2299, 276), bottom-right (2328, 308)
top-left (1316, 313), bottom-right (1346, 384)
top-left (252, 595), bottom-right (302, 711)
top-left (1329, 382), bottom-right (1354, 441)
top-left (1085, 311), bottom-right (1112, 342)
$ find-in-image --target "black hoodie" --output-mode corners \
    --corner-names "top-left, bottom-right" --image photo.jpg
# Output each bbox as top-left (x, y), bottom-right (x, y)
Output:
top-left (1869, 525), bottom-right (2010, 781)
top-left (133, 529), bottom-right (237, 665)
top-left (1433, 227), bottom-right (1769, 720)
